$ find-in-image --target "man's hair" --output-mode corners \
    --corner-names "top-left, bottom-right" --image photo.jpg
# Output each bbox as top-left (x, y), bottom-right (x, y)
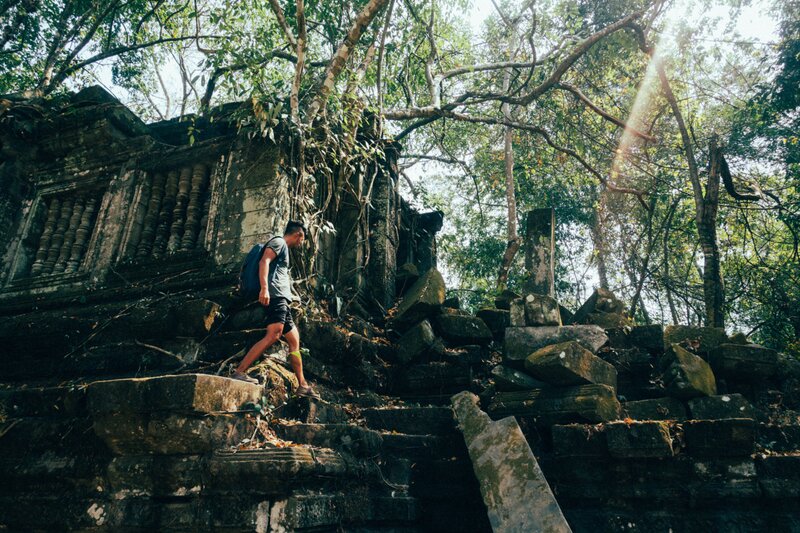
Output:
top-left (284, 220), bottom-right (307, 236)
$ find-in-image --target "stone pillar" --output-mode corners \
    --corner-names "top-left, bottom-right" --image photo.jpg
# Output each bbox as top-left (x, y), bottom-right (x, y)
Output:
top-left (524, 208), bottom-right (555, 297)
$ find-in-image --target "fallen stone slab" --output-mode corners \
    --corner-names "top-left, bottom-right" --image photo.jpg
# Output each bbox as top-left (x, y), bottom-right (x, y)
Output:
top-left (661, 345), bottom-right (717, 399)
top-left (491, 365), bottom-right (549, 391)
top-left (683, 418), bottom-right (755, 457)
top-left (396, 319), bottom-right (436, 364)
top-left (504, 325), bottom-right (608, 366)
top-left (622, 397), bottom-right (687, 421)
top-left (709, 343), bottom-right (778, 380)
top-left (605, 420), bottom-right (674, 458)
top-left (433, 314), bottom-right (493, 346)
top-left (524, 341), bottom-right (617, 388)
top-left (552, 424), bottom-right (608, 457)
top-left (585, 311), bottom-right (633, 329)
top-left (522, 294), bottom-right (562, 326)
top-left (393, 268), bottom-right (446, 329)
top-left (86, 373), bottom-right (262, 415)
top-left (663, 325), bottom-right (728, 354)
top-left (688, 394), bottom-right (756, 420)
top-left (488, 384), bottom-right (620, 424)
top-left (451, 391), bottom-right (572, 533)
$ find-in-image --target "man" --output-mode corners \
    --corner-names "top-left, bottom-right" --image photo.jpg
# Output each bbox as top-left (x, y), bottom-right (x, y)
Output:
top-left (232, 221), bottom-right (317, 398)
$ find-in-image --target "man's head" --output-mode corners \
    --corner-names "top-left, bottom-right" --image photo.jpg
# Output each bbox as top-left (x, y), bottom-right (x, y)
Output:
top-left (283, 220), bottom-right (306, 248)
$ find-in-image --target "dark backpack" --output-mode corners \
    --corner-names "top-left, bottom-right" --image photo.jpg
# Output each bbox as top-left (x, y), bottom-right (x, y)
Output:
top-left (238, 238), bottom-right (278, 300)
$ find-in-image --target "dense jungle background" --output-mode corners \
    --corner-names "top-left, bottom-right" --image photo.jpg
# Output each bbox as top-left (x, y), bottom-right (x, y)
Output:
top-left (2, 0), bottom-right (799, 353)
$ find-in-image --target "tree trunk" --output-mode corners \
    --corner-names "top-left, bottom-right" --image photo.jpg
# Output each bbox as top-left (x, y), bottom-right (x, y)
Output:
top-left (701, 139), bottom-right (724, 327)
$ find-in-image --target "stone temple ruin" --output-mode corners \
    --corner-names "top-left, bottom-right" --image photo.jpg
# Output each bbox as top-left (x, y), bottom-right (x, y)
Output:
top-left (1, 87), bottom-right (799, 532)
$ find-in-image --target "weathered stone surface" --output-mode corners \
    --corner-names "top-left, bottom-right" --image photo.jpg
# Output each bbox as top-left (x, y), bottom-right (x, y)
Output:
top-left (757, 423), bottom-right (800, 453)
top-left (509, 298), bottom-right (526, 327)
top-left (491, 365), bottom-right (549, 391)
top-left (572, 288), bottom-right (626, 324)
top-left (362, 406), bottom-right (456, 435)
top-left (661, 345), bottom-right (717, 399)
top-left (605, 420), bottom-right (674, 458)
top-left (396, 361), bottom-right (472, 392)
top-left (688, 394), bottom-right (757, 419)
top-left (622, 397), bottom-right (687, 421)
top-left (689, 459), bottom-right (760, 500)
top-left (433, 313), bottom-right (493, 346)
top-left (522, 293), bottom-right (562, 326)
top-left (0, 385), bottom-right (87, 418)
top-left (585, 311), bottom-right (633, 329)
top-left (683, 418), bottom-right (755, 457)
top-left (488, 384), bottom-right (620, 424)
top-left (757, 455), bottom-right (800, 498)
top-left (494, 289), bottom-right (521, 310)
top-left (504, 325), bottom-right (608, 366)
top-left (663, 325), bottom-right (728, 354)
top-left (552, 424), bottom-right (608, 457)
top-left (275, 396), bottom-right (348, 424)
top-left (394, 268), bottom-right (446, 327)
top-left (396, 319), bottom-right (436, 364)
top-left (106, 455), bottom-right (204, 498)
top-left (523, 208), bottom-right (556, 297)
top-left (451, 391), bottom-right (571, 533)
top-left (396, 262), bottom-right (421, 295)
top-left (607, 324), bottom-right (664, 354)
top-left (93, 412), bottom-right (257, 454)
top-left (173, 298), bottom-right (220, 337)
top-left (276, 423), bottom-right (383, 457)
top-left (476, 308), bottom-right (510, 340)
top-left (86, 373), bottom-right (262, 415)
top-left (710, 343), bottom-right (778, 380)
top-left (524, 341), bottom-right (617, 388)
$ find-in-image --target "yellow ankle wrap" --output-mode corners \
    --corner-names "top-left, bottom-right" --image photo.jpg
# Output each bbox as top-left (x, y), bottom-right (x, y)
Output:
top-left (289, 350), bottom-right (302, 360)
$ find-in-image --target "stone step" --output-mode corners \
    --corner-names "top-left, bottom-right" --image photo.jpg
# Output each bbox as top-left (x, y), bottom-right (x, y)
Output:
top-left (392, 361), bottom-right (472, 393)
top-left (757, 423), bottom-right (800, 453)
top-left (273, 396), bottom-right (350, 424)
top-left (86, 373), bottom-right (262, 415)
top-left (0, 385), bottom-right (88, 418)
top-left (362, 406), bottom-right (457, 435)
top-left (274, 422), bottom-right (383, 458)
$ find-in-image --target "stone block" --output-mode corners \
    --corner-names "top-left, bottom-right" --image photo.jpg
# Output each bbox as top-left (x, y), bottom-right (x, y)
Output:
top-left (607, 324), bottom-right (664, 354)
top-left (106, 455), bottom-right (204, 498)
top-left (689, 459), bottom-right (760, 500)
top-left (362, 406), bottom-right (456, 435)
top-left (756, 455), bottom-right (800, 498)
top-left (552, 424), bottom-right (608, 457)
top-left (494, 289), bottom-right (521, 310)
top-left (709, 343), bottom-right (778, 380)
top-left (572, 288), bottom-right (626, 324)
top-left (276, 423), bottom-right (383, 457)
top-left (0, 385), bottom-right (87, 418)
top-left (275, 396), bottom-right (348, 424)
top-left (491, 365), bottom-right (549, 391)
top-left (432, 314), bottom-right (493, 346)
top-left (476, 308), bottom-right (510, 340)
top-left (661, 344), bottom-right (717, 399)
top-left (757, 423), bottom-right (800, 453)
top-left (395, 262), bottom-right (420, 295)
top-left (92, 412), bottom-right (257, 455)
top-left (586, 311), bottom-right (633, 329)
top-left (684, 418), bottom-right (755, 457)
top-left (504, 325), bottom-right (608, 366)
top-left (688, 394), bottom-right (756, 419)
top-left (663, 325), bottom-right (728, 354)
top-left (396, 319), bottom-right (436, 364)
top-left (86, 373), bottom-right (262, 415)
top-left (522, 293), bottom-right (562, 326)
top-left (524, 341), bottom-right (617, 388)
top-left (451, 392), bottom-right (571, 533)
top-left (393, 268), bottom-right (446, 328)
top-left (605, 420), bottom-right (674, 458)
top-left (488, 384), bottom-right (620, 424)
top-left (509, 298), bottom-right (526, 327)
top-left (396, 361), bottom-right (472, 392)
top-left (174, 298), bottom-right (221, 337)
top-left (622, 397), bottom-right (687, 421)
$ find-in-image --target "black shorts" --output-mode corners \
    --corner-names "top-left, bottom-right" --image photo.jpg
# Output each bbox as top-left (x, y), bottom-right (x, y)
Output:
top-left (265, 297), bottom-right (295, 334)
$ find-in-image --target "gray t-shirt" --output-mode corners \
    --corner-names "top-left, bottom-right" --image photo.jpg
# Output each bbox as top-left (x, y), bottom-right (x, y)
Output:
top-left (265, 237), bottom-right (293, 299)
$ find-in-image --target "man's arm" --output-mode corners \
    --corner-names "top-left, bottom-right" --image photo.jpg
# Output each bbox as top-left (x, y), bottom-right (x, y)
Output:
top-left (259, 248), bottom-right (278, 306)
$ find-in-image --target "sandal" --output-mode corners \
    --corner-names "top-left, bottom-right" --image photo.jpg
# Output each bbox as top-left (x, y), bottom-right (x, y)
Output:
top-left (295, 384), bottom-right (320, 399)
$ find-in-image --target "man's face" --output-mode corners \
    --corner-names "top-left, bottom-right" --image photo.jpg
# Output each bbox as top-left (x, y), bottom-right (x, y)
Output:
top-left (288, 230), bottom-right (305, 248)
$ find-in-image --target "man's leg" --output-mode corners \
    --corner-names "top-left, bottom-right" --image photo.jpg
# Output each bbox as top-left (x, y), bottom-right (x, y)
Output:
top-left (236, 322), bottom-right (284, 373)
top-left (283, 326), bottom-right (309, 388)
